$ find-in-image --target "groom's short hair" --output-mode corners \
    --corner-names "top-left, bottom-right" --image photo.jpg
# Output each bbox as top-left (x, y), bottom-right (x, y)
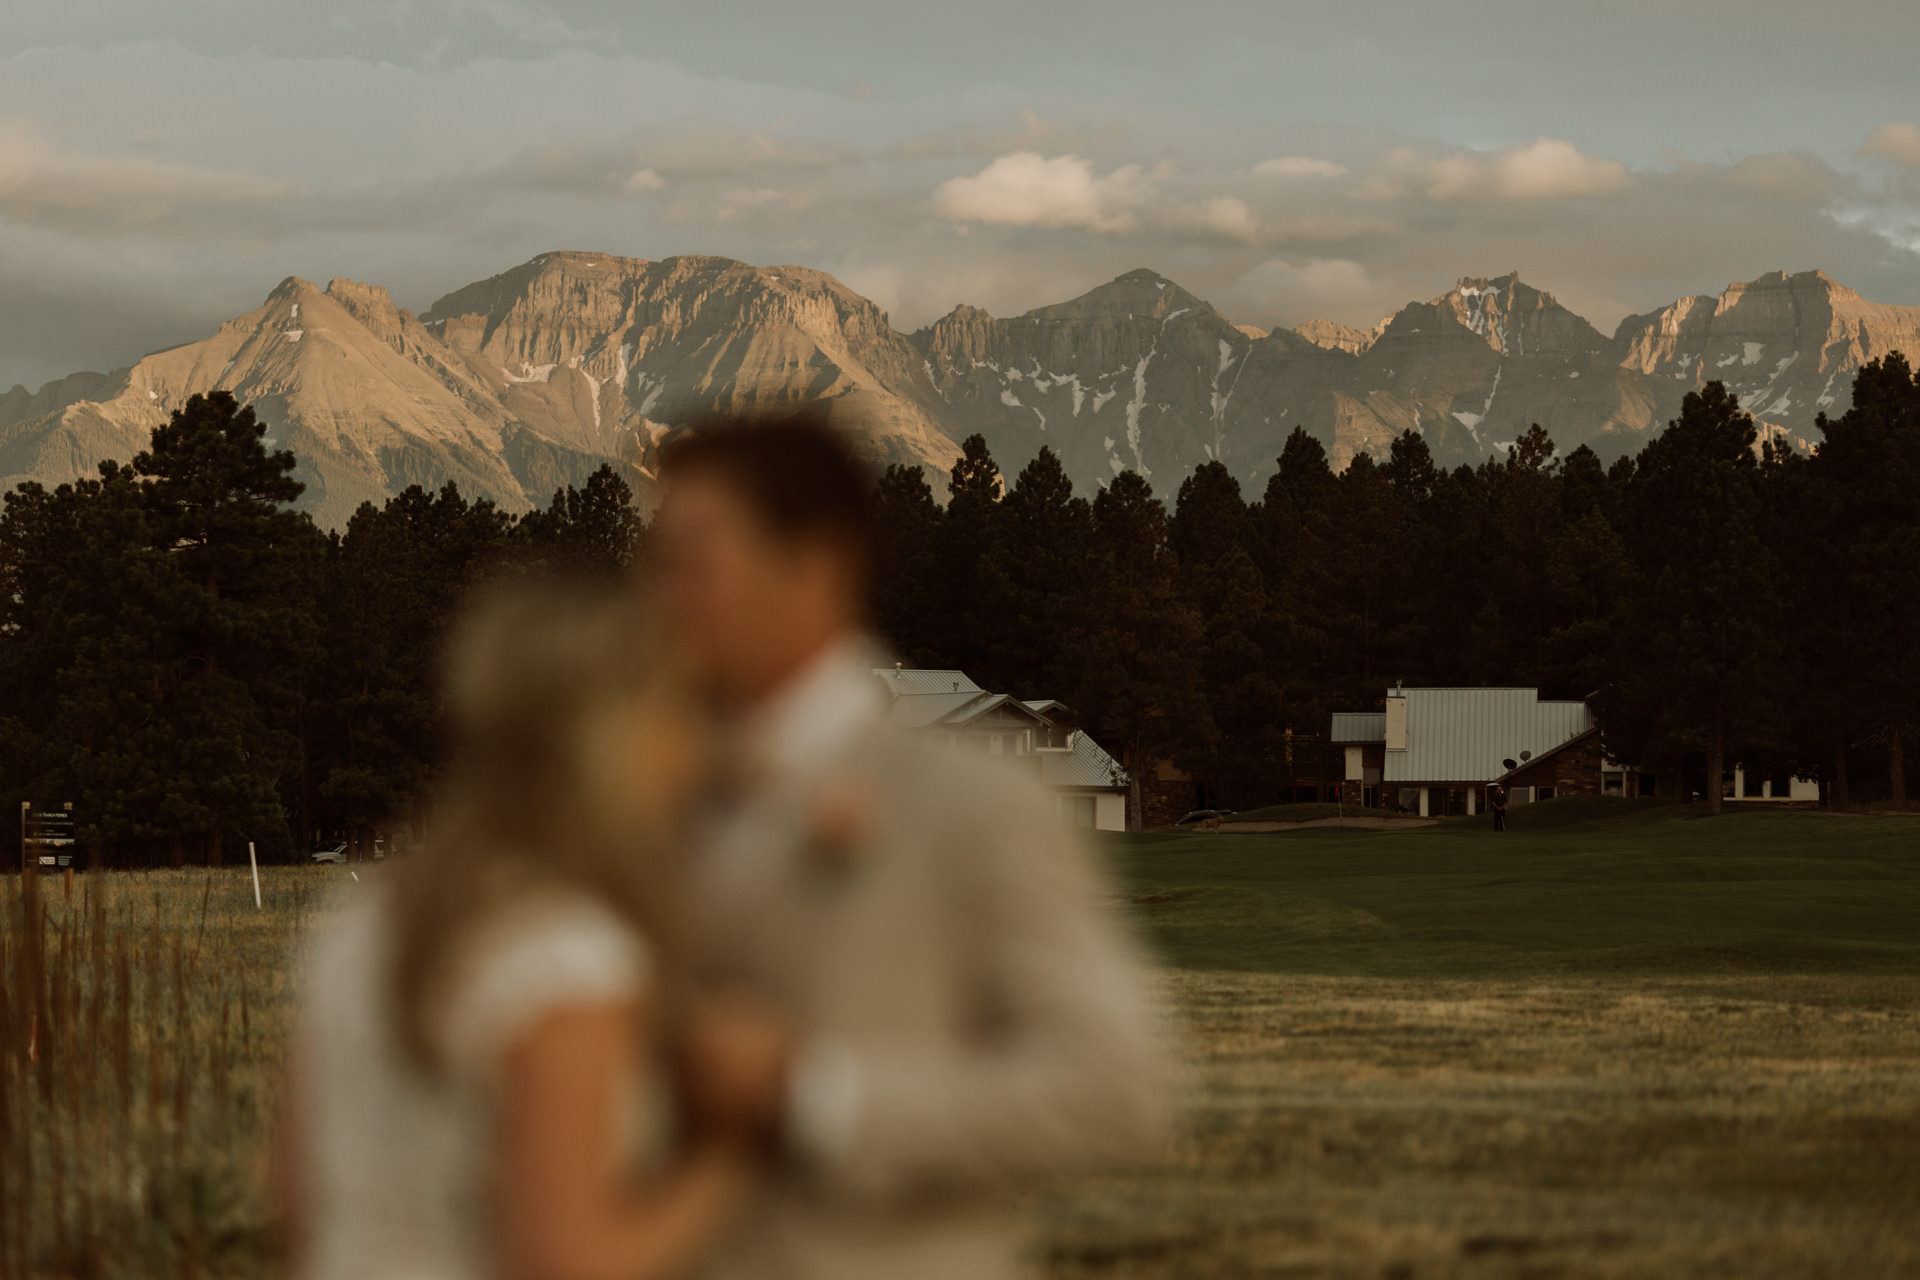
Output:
top-left (658, 412), bottom-right (876, 563)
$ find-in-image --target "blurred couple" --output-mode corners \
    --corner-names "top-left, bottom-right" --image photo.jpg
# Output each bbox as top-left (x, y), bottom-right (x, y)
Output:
top-left (278, 419), bottom-right (1169, 1280)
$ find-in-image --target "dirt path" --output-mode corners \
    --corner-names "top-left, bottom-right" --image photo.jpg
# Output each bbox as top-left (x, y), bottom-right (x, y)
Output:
top-left (1214, 816), bottom-right (1439, 833)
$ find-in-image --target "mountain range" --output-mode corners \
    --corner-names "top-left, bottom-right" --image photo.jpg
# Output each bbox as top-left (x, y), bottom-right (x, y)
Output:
top-left (4, 252), bottom-right (1917, 527)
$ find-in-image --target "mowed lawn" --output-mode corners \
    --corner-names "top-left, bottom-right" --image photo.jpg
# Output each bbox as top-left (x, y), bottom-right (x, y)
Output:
top-left (1033, 799), bottom-right (1920, 1279)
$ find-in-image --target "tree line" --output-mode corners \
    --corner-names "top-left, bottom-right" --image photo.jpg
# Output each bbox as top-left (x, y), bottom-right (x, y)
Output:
top-left (875, 358), bottom-right (1920, 820)
top-left (2, 357), bottom-right (1915, 862)
top-left (0, 392), bottom-right (638, 866)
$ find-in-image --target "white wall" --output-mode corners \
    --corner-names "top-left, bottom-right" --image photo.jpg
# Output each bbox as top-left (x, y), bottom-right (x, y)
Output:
top-left (1731, 765), bottom-right (1821, 802)
top-left (1095, 793), bottom-right (1127, 831)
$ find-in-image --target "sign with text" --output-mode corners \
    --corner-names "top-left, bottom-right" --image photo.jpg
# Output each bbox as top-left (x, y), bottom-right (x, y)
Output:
top-left (22, 803), bottom-right (75, 870)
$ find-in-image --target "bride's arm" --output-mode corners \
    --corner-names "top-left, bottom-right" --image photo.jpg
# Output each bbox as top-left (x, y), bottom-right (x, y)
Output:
top-left (490, 997), bottom-right (752, 1280)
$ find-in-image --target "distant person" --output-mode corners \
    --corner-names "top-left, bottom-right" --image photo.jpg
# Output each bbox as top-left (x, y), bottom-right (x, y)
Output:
top-left (1491, 784), bottom-right (1509, 832)
top-left (279, 583), bottom-right (776, 1280)
top-left (649, 417), bottom-right (1170, 1280)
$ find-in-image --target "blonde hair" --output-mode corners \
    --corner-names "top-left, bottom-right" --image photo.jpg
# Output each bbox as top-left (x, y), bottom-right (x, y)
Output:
top-left (386, 578), bottom-right (695, 1073)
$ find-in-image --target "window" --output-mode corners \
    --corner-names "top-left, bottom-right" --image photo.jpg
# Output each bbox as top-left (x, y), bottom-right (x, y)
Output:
top-left (1602, 771), bottom-right (1624, 796)
top-left (1537, 786), bottom-right (1555, 801)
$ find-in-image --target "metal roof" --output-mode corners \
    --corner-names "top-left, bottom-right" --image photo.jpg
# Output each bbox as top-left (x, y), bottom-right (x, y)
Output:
top-left (1330, 712), bottom-right (1386, 743)
top-left (1384, 688), bottom-right (1592, 783)
top-left (882, 690), bottom-right (1053, 730)
top-left (873, 667), bottom-right (981, 696)
top-left (885, 690), bottom-right (994, 729)
top-left (1038, 732), bottom-right (1128, 790)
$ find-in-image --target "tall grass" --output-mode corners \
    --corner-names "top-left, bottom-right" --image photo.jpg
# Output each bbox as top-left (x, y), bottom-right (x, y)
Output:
top-left (0, 866), bottom-right (327, 1280)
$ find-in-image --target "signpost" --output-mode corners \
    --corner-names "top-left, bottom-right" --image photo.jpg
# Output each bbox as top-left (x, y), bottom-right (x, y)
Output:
top-left (20, 801), bottom-right (75, 872)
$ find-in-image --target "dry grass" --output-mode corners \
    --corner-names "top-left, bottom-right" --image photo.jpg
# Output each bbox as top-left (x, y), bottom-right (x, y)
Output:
top-left (0, 866), bottom-right (331, 1280)
top-left (1034, 970), bottom-right (1920, 1279)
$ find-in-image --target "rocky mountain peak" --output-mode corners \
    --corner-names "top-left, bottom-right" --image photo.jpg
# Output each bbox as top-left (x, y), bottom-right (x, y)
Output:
top-left (1293, 318), bottom-right (1381, 356)
top-left (1429, 272), bottom-right (1606, 356)
top-left (323, 277), bottom-right (406, 335)
top-left (1030, 267), bottom-right (1211, 322)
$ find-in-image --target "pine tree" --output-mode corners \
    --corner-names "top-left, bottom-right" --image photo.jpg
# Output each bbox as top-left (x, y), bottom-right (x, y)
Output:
top-left (1072, 471), bottom-right (1206, 828)
top-left (926, 434), bottom-right (1005, 673)
top-left (1798, 353), bottom-right (1920, 806)
top-left (516, 463), bottom-right (643, 574)
top-left (1601, 383), bottom-right (1785, 814)
top-left (981, 447), bottom-right (1093, 697)
top-left (870, 464), bottom-right (946, 667)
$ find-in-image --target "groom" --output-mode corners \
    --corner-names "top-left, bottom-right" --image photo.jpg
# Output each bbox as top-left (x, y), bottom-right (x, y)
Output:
top-left (650, 416), bottom-right (1169, 1280)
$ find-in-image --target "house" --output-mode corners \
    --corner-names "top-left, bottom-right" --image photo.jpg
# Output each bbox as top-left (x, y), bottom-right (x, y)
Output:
top-left (1329, 686), bottom-right (1610, 815)
top-left (872, 666), bottom-right (1130, 831)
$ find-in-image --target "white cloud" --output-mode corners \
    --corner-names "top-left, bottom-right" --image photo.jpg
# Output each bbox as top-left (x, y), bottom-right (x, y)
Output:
top-left (1253, 156), bottom-right (1348, 179)
top-left (1492, 137), bottom-right (1631, 200)
top-left (1361, 138), bottom-right (1630, 204)
top-left (1862, 123), bottom-right (1920, 167)
top-left (932, 152), bottom-right (1151, 233)
top-left (1174, 194), bottom-right (1259, 244)
top-left (933, 152), bottom-right (1264, 244)
top-left (620, 167), bottom-right (665, 194)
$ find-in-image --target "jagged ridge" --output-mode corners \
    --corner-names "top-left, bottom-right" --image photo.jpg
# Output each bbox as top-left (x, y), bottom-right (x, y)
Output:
top-left (6, 258), bottom-right (1916, 524)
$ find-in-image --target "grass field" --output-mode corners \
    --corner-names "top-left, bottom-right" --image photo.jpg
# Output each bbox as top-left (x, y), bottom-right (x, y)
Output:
top-left (1036, 798), bottom-right (1920, 1278)
top-left (4, 798), bottom-right (1917, 1278)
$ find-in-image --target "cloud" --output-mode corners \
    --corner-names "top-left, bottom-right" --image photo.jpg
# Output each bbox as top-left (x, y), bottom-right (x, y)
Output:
top-left (932, 153), bottom-right (1265, 244)
top-left (1176, 194), bottom-right (1259, 244)
top-left (0, 117), bottom-right (288, 229)
top-left (1253, 156), bottom-right (1348, 179)
top-left (620, 167), bottom-right (665, 194)
top-left (1241, 257), bottom-right (1374, 302)
top-left (1361, 138), bottom-right (1630, 204)
top-left (0, 28), bottom-right (1916, 394)
top-left (932, 152), bottom-right (1151, 233)
top-left (1861, 123), bottom-right (1920, 167)
top-left (1491, 138), bottom-right (1631, 200)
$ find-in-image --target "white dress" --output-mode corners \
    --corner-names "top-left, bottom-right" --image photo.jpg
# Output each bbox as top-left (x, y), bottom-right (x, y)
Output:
top-left (293, 883), bottom-right (651, 1280)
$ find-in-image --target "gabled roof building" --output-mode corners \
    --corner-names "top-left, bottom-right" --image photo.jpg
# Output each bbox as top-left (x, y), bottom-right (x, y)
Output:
top-left (1331, 685), bottom-right (1602, 816)
top-left (872, 666), bottom-right (1129, 831)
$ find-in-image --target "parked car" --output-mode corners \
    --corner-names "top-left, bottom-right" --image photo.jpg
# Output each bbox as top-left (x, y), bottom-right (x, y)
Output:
top-left (310, 842), bottom-right (347, 864)
top-left (1174, 809), bottom-right (1236, 826)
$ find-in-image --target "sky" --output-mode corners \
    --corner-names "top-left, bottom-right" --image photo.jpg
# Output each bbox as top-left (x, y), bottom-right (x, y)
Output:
top-left (3, 0), bottom-right (1918, 390)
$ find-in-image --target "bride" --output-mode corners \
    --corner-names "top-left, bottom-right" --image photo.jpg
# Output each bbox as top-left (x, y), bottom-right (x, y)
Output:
top-left (277, 581), bottom-right (772, 1280)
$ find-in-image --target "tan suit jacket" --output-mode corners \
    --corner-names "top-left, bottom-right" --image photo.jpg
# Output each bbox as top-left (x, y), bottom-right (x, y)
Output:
top-left (692, 677), bottom-right (1169, 1280)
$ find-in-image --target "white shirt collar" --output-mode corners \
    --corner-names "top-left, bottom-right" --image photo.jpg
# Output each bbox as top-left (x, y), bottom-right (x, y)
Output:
top-left (738, 635), bottom-right (886, 783)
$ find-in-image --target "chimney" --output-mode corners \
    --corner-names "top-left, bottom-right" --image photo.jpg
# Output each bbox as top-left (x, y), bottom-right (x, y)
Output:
top-left (1385, 686), bottom-right (1408, 752)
